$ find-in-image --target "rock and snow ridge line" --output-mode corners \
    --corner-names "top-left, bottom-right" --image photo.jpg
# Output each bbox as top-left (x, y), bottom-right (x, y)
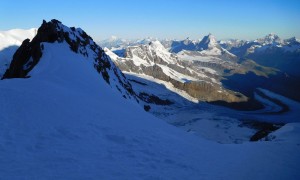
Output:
top-left (2, 19), bottom-right (139, 102)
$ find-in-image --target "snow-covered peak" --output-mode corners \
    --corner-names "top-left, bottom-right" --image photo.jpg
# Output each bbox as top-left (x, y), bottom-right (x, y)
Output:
top-left (284, 37), bottom-right (300, 45)
top-left (104, 47), bottom-right (120, 61)
top-left (256, 33), bottom-right (282, 45)
top-left (183, 38), bottom-right (194, 45)
top-left (2, 19), bottom-right (137, 101)
top-left (149, 40), bottom-right (165, 50)
top-left (197, 33), bottom-right (219, 50)
top-left (124, 39), bottom-right (177, 66)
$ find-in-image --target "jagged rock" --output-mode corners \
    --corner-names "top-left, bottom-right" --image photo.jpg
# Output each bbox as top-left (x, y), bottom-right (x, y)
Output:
top-left (2, 39), bottom-right (35, 78)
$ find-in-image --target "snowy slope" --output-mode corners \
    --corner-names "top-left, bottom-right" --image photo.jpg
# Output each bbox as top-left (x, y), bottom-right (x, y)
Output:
top-left (0, 41), bottom-right (206, 179)
top-left (0, 28), bottom-right (37, 77)
top-left (1, 53), bottom-right (300, 179)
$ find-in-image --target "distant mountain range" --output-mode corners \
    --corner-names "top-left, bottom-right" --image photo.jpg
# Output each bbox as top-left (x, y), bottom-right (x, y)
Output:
top-left (101, 33), bottom-right (300, 105)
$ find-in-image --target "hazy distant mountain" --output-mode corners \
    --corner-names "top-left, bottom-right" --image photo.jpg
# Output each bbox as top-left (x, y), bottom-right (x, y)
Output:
top-left (221, 34), bottom-right (300, 78)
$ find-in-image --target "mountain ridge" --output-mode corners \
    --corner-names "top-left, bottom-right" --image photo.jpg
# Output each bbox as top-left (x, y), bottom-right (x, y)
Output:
top-left (2, 19), bottom-right (138, 101)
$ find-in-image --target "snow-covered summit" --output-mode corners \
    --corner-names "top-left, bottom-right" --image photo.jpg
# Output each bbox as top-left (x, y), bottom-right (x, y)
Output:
top-left (284, 37), bottom-right (300, 46)
top-left (123, 40), bottom-right (178, 66)
top-left (2, 19), bottom-right (137, 100)
top-left (256, 33), bottom-right (282, 45)
top-left (197, 33), bottom-right (218, 50)
top-left (149, 40), bottom-right (165, 50)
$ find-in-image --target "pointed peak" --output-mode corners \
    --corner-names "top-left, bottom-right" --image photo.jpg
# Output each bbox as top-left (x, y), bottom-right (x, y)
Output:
top-left (2, 19), bottom-right (98, 79)
top-left (257, 33), bottom-right (281, 44)
top-left (201, 33), bottom-right (216, 41)
top-left (206, 33), bottom-right (215, 39)
top-left (149, 40), bottom-right (165, 50)
top-left (198, 33), bottom-right (218, 49)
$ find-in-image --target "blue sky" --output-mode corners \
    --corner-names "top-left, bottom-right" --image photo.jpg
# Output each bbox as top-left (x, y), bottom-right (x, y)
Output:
top-left (1, 0), bottom-right (299, 40)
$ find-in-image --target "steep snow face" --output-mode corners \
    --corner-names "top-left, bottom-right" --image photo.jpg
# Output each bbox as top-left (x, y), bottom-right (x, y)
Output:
top-left (0, 28), bottom-right (37, 77)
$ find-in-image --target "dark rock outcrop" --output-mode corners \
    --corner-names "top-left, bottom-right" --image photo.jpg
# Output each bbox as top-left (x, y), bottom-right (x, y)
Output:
top-left (138, 92), bottom-right (173, 105)
top-left (241, 121), bottom-right (283, 141)
top-left (144, 105), bottom-right (151, 111)
top-left (250, 123), bottom-right (282, 141)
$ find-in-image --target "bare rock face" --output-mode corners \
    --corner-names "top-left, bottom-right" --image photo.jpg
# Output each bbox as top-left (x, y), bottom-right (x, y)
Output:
top-left (2, 39), bottom-right (37, 78)
top-left (171, 81), bottom-right (247, 102)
